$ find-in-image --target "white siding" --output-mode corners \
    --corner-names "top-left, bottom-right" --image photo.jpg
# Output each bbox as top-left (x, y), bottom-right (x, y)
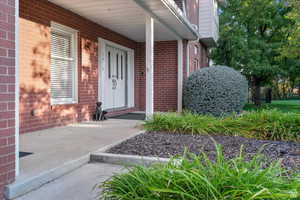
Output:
top-left (198, 0), bottom-right (219, 46)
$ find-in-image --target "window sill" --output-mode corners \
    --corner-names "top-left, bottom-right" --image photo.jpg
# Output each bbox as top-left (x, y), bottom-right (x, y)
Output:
top-left (50, 101), bottom-right (78, 106)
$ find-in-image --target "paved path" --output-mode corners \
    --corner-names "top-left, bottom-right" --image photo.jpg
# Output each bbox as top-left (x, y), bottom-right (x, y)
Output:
top-left (16, 163), bottom-right (126, 200)
top-left (19, 119), bottom-right (140, 181)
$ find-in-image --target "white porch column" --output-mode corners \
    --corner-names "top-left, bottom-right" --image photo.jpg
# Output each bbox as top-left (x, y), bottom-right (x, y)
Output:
top-left (177, 39), bottom-right (183, 113)
top-left (145, 16), bottom-right (154, 118)
top-left (186, 41), bottom-right (190, 77)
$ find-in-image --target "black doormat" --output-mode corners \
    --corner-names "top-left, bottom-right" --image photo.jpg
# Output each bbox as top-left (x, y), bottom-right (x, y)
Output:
top-left (19, 151), bottom-right (33, 158)
top-left (109, 113), bottom-right (145, 120)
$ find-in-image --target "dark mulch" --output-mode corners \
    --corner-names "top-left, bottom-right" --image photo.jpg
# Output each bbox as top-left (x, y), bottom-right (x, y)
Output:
top-left (107, 131), bottom-right (300, 170)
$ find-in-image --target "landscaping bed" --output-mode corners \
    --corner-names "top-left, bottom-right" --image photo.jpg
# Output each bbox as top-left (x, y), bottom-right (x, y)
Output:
top-left (107, 131), bottom-right (300, 170)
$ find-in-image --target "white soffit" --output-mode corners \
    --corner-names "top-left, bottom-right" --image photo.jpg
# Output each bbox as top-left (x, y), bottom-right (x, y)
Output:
top-left (48, 0), bottom-right (180, 42)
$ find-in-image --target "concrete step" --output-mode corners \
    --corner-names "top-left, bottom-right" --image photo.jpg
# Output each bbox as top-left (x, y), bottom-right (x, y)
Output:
top-left (90, 152), bottom-right (170, 166)
top-left (15, 163), bottom-right (125, 200)
top-left (5, 131), bottom-right (143, 199)
top-left (5, 155), bottom-right (90, 200)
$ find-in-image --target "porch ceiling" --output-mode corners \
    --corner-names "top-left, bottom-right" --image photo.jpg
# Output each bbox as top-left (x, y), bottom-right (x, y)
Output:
top-left (48, 0), bottom-right (198, 42)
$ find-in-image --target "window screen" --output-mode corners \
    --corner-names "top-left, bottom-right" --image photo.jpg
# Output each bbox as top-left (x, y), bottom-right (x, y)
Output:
top-left (50, 24), bottom-right (77, 104)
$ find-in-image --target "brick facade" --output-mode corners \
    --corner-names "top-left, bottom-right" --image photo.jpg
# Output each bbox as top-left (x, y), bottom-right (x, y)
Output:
top-left (136, 41), bottom-right (179, 112)
top-left (189, 41), bottom-right (209, 74)
top-left (0, 0), bottom-right (213, 198)
top-left (185, 0), bottom-right (210, 74)
top-left (174, 0), bottom-right (200, 28)
top-left (0, 0), bottom-right (16, 199)
top-left (19, 0), bottom-right (210, 134)
top-left (19, 0), bottom-right (138, 134)
top-left (174, 0), bottom-right (210, 74)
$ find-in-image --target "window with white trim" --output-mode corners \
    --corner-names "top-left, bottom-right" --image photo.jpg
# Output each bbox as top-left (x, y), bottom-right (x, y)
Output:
top-left (50, 22), bottom-right (78, 105)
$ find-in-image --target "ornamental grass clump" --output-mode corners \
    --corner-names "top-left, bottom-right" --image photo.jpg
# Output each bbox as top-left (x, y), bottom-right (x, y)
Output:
top-left (183, 66), bottom-right (248, 117)
top-left (144, 110), bottom-right (300, 142)
top-left (100, 144), bottom-right (300, 200)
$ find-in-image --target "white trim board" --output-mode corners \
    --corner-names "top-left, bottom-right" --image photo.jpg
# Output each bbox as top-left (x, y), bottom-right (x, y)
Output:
top-left (145, 16), bottom-right (154, 118)
top-left (98, 38), bottom-right (135, 109)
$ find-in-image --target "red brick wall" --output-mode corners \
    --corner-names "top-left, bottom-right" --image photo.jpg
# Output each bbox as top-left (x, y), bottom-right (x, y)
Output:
top-left (19, 0), bottom-right (138, 134)
top-left (188, 41), bottom-right (209, 75)
top-left (173, 0), bottom-right (210, 76)
top-left (135, 42), bottom-right (145, 111)
top-left (201, 43), bottom-right (209, 67)
top-left (136, 41), bottom-right (178, 112)
top-left (154, 41), bottom-right (178, 112)
top-left (174, 0), bottom-right (200, 28)
top-left (19, 0), bottom-right (200, 134)
top-left (0, 0), bottom-right (16, 199)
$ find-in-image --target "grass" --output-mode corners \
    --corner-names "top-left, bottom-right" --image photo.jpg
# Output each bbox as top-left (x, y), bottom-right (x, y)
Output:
top-left (244, 100), bottom-right (300, 114)
top-left (100, 144), bottom-right (300, 200)
top-left (144, 110), bottom-right (300, 142)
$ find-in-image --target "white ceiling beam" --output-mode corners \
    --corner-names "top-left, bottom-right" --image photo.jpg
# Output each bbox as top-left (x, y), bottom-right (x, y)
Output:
top-left (132, 0), bottom-right (181, 40)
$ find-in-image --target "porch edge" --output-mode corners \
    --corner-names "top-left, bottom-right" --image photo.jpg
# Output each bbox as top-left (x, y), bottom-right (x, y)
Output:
top-left (90, 153), bottom-right (170, 166)
top-left (5, 155), bottom-right (90, 199)
top-left (5, 130), bottom-right (144, 199)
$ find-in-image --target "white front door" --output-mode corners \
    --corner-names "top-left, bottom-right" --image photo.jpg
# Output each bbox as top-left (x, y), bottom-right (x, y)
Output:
top-left (103, 45), bottom-right (127, 110)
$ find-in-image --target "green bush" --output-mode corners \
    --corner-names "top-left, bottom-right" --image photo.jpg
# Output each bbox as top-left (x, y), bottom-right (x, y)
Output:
top-left (183, 66), bottom-right (248, 117)
top-left (101, 144), bottom-right (300, 200)
top-left (144, 110), bottom-right (300, 142)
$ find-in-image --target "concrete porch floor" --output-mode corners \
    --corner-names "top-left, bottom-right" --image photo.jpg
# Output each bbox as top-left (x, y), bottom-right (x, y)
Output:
top-left (16, 163), bottom-right (126, 200)
top-left (17, 118), bottom-right (142, 182)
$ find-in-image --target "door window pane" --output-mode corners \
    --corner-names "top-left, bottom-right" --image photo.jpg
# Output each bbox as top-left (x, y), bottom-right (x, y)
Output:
top-left (116, 53), bottom-right (119, 79)
top-left (108, 51), bottom-right (111, 79)
top-left (121, 55), bottom-right (123, 80)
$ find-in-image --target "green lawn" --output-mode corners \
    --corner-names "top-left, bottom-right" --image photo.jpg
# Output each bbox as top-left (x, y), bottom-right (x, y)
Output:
top-left (244, 100), bottom-right (300, 114)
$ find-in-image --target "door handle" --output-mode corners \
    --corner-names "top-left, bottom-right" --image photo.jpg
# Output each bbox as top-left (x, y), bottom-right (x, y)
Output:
top-left (112, 79), bottom-right (117, 89)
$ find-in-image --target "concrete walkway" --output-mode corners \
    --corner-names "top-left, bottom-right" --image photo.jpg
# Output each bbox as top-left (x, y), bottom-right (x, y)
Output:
top-left (16, 163), bottom-right (126, 200)
top-left (18, 119), bottom-right (141, 182)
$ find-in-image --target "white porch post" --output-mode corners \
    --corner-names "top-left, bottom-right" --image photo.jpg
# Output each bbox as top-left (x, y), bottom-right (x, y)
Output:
top-left (186, 41), bottom-right (190, 77)
top-left (177, 39), bottom-right (183, 113)
top-left (145, 16), bottom-right (154, 118)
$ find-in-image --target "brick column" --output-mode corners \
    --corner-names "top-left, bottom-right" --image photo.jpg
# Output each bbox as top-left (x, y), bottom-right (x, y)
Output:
top-left (0, 0), bottom-right (16, 199)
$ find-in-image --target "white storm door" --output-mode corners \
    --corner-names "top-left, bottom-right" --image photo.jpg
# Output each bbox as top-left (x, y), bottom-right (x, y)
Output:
top-left (114, 49), bottom-right (126, 108)
top-left (104, 46), bottom-right (115, 109)
top-left (104, 46), bottom-right (127, 110)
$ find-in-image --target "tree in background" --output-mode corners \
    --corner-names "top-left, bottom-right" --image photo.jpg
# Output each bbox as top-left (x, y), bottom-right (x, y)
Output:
top-left (211, 0), bottom-right (296, 106)
top-left (281, 0), bottom-right (300, 60)
top-left (279, 0), bottom-right (300, 98)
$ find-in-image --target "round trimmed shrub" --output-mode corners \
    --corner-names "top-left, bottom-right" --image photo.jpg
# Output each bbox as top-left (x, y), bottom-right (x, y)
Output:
top-left (183, 66), bottom-right (248, 116)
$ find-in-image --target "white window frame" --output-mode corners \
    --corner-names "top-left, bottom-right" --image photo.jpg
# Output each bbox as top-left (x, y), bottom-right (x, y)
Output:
top-left (194, 45), bottom-right (198, 55)
top-left (50, 22), bottom-right (78, 105)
